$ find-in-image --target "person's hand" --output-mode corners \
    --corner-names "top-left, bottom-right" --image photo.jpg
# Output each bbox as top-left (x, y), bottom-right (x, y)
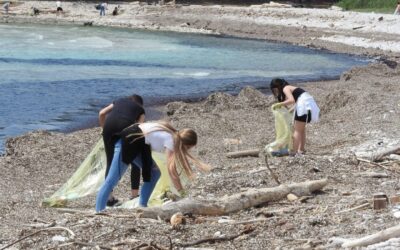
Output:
top-left (165, 191), bottom-right (179, 201)
top-left (272, 103), bottom-right (284, 110)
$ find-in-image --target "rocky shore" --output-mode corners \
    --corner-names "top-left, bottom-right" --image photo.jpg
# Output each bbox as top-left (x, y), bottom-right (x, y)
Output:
top-left (1, 2), bottom-right (400, 249)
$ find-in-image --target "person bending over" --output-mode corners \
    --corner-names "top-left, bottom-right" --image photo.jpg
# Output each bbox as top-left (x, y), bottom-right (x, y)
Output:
top-left (270, 78), bottom-right (319, 156)
top-left (99, 94), bottom-right (144, 206)
top-left (95, 121), bottom-right (210, 212)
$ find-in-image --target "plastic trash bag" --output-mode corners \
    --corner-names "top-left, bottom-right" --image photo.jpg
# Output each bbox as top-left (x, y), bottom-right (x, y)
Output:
top-left (264, 104), bottom-right (293, 157)
top-left (42, 139), bottom-right (106, 207)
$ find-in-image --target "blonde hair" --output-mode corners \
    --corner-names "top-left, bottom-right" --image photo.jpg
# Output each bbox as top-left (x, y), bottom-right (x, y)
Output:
top-left (127, 121), bottom-right (210, 178)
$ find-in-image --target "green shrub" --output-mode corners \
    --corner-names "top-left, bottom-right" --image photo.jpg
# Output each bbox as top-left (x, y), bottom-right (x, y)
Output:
top-left (336, 0), bottom-right (397, 10)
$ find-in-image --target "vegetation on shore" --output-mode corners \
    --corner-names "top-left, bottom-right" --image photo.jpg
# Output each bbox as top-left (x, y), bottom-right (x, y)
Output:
top-left (336, 0), bottom-right (397, 13)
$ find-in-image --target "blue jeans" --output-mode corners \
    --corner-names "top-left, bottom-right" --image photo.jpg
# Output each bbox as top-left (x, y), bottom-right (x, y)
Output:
top-left (100, 6), bottom-right (105, 16)
top-left (95, 140), bottom-right (160, 212)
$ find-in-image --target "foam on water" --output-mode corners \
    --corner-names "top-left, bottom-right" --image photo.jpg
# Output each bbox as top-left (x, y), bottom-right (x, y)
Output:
top-left (173, 72), bottom-right (211, 77)
top-left (0, 23), bottom-right (370, 153)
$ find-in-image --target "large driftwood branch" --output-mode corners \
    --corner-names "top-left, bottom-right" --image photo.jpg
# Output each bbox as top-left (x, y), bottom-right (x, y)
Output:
top-left (135, 179), bottom-right (328, 220)
top-left (342, 224), bottom-right (400, 248)
top-left (226, 149), bottom-right (260, 158)
top-left (370, 145), bottom-right (400, 162)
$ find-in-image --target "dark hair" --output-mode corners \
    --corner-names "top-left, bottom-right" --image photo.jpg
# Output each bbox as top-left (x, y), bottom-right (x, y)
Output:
top-left (270, 78), bottom-right (289, 102)
top-left (129, 94), bottom-right (143, 106)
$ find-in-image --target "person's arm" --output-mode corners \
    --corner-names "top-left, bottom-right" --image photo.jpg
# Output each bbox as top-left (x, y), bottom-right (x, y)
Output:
top-left (137, 113), bottom-right (145, 123)
top-left (281, 87), bottom-right (296, 106)
top-left (166, 149), bottom-right (183, 191)
top-left (98, 103), bottom-right (113, 128)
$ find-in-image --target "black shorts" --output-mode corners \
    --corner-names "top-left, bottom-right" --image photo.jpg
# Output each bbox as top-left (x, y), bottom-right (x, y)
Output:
top-left (295, 110), bottom-right (311, 123)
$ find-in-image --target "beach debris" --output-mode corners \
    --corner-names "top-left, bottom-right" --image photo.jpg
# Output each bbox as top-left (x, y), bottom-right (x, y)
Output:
top-left (390, 195), bottom-right (400, 205)
top-left (0, 227), bottom-right (75, 250)
top-left (335, 202), bottom-right (370, 214)
top-left (389, 154), bottom-right (400, 161)
top-left (341, 224), bottom-right (400, 248)
top-left (264, 155), bottom-right (281, 185)
top-left (166, 101), bottom-right (187, 116)
top-left (31, 7), bottom-right (39, 15)
top-left (310, 166), bottom-right (322, 173)
top-left (391, 205), bottom-right (400, 218)
top-left (287, 193), bottom-right (298, 201)
top-left (378, 58), bottom-right (398, 69)
top-left (226, 149), bottom-right (259, 158)
top-left (373, 192), bottom-right (388, 210)
top-left (52, 235), bottom-right (66, 242)
top-left (340, 72), bottom-right (352, 81)
top-left (352, 26), bottom-right (365, 30)
top-left (369, 145), bottom-right (400, 162)
top-left (170, 212), bottom-right (185, 229)
top-left (357, 171), bottom-right (389, 178)
top-left (213, 231), bottom-right (223, 237)
top-left (83, 21), bottom-right (93, 26)
top-left (179, 226), bottom-right (255, 247)
top-left (223, 138), bottom-right (242, 151)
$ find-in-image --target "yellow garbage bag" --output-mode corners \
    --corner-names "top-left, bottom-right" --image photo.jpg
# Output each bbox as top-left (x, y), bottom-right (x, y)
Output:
top-left (43, 138), bottom-right (189, 208)
top-left (264, 104), bottom-right (293, 157)
top-left (42, 139), bottom-right (107, 207)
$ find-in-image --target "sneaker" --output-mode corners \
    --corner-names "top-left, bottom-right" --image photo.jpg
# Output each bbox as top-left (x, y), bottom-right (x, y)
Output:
top-left (271, 148), bottom-right (289, 157)
top-left (106, 197), bottom-right (119, 207)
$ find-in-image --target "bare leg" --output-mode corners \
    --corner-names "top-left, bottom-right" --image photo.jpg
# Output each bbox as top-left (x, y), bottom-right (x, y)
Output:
top-left (131, 189), bottom-right (139, 198)
top-left (293, 121), bottom-right (306, 153)
top-left (300, 125), bottom-right (306, 153)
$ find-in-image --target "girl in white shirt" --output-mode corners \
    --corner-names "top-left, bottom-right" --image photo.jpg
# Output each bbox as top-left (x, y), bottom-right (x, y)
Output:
top-left (96, 121), bottom-right (209, 212)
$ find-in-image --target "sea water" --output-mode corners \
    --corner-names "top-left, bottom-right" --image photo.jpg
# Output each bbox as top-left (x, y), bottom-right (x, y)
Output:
top-left (0, 23), bottom-right (369, 153)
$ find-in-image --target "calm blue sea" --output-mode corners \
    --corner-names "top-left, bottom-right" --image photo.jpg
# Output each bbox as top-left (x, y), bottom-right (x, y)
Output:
top-left (0, 23), bottom-right (369, 153)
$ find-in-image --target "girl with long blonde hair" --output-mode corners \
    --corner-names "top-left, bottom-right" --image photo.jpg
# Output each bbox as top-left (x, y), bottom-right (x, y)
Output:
top-left (95, 121), bottom-right (209, 212)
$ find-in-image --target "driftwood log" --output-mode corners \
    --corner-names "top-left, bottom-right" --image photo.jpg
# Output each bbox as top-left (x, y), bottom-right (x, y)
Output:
top-left (370, 145), bottom-right (400, 162)
top-left (226, 149), bottom-right (260, 158)
top-left (357, 171), bottom-right (389, 178)
top-left (342, 224), bottom-right (400, 248)
top-left (135, 179), bottom-right (328, 220)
